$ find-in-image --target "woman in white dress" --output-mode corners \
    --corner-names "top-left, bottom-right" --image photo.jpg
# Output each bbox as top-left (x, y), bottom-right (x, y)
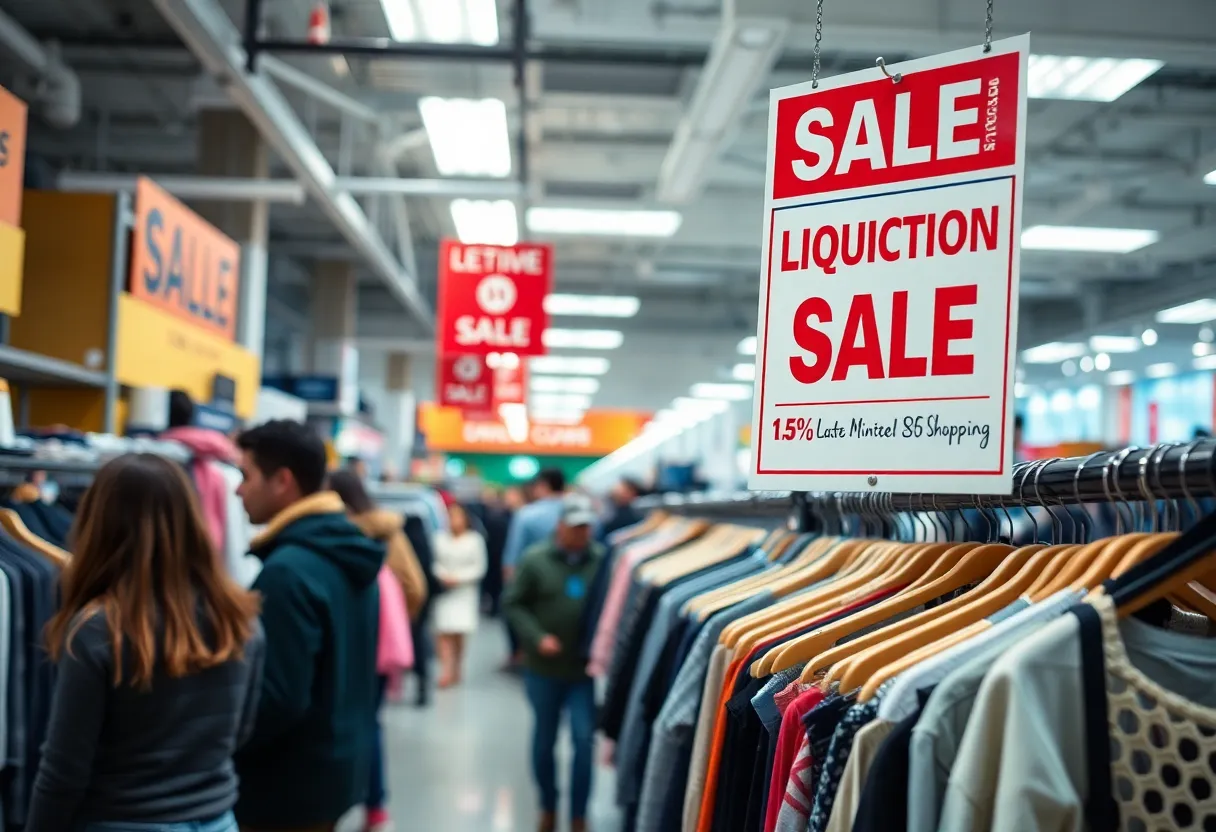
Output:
top-left (432, 502), bottom-right (487, 687)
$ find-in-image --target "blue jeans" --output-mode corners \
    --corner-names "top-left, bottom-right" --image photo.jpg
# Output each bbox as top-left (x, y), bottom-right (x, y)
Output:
top-left (83, 810), bottom-right (237, 832)
top-left (368, 675), bottom-right (388, 810)
top-left (522, 672), bottom-right (595, 819)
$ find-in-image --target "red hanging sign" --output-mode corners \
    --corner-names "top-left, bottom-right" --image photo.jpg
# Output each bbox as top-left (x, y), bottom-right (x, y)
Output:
top-left (436, 240), bottom-right (553, 357)
top-left (437, 354), bottom-right (495, 417)
top-left (494, 362), bottom-right (528, 406)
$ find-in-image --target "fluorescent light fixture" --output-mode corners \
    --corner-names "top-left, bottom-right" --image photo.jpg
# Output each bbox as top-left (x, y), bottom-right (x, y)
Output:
top-left (529, 356), bottom-right (610, 376)
top-left (1156, 299), bottom-right (1216, 325)
top-left (530, 376), bottom-right (600, 395)
top-left (381, 0), bottom-right (499, 45)
top-left (673, 396), bottom-right (730, 415)
top-left (1021, 342), bottom-right (1086, 364)
top-left (690, 382), bottom-right (752, 401)
top-left (1026, 55), bottom-right (1163, 102)
top-left (1079, 355), bottom-right (1095, 373)
top-left (1194, 342), bottom-right (1213, 358)
top-left (1141, 328), bottom-right (1159, 346)
top-left (526, 207), bottom-right (682, 238)
top-left (1195, 354), bottom-right (1216, 371)
top-left (738, 336), bottom-right (757, 355)
top-left (450, 199), bottom-right (518, 245)
top-left (656, 18), bottom-right (785, 203)
top-left (1095, 352), bottom-right (1112, 371)
top-left (1088, 335), bottom-right (1140, 354)
top-left (1205, 169), bottom-right (1216, 186)
top-left (542, 329), bottom-right (624, 350)
top-left (1021, 225), bottom-right (1159, 253)
top-left (543, 294), bottom-right (640, 318)
top-left (530, 393), bottom-right (592, 411)
top-left (419, 97), bottom-right (511, 178)
top-left (732, 363), bottom-right (756, 381)
top-left (1145, 362), bottom-right (1177, 379)
top-left (1107, 370), bottom-right (1136, 386)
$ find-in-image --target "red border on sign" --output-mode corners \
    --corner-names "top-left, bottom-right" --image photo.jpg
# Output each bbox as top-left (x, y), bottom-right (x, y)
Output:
top-left (755, 175), bottom-right (1017, 477)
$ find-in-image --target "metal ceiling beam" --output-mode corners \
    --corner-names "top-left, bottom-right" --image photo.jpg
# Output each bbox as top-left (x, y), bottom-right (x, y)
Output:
top-left (259, 56), bottom-right (379, 123)
top-left (56, 171), bottom-right (522, 200)
top-left (148, 0), bottom-right (434, 329)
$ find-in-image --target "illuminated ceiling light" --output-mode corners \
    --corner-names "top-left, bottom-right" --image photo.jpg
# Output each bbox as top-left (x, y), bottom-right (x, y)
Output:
top-left (1014, 382), bottom-right (1031, 398)
top-left (732, 363), bottom-right (756, 381)
top-left (1194, 354), bottom-right (1216, 371)
top-left (1026, 55), bottom-right (1163, 101)
top-left (1061, 360), bottom-right (1078, 377)
top-left (529, 356), bottom-right (610, 376)
top-left (1145, 362), bottom-right (1177, 379)
top-left (530, 376), bottom-right (600, 394)
top-left (1088, 335), bottom-right (1140, 354)
top-left (1021, 342), bottom-right (1086, 364)
top-left (526, 207), bottom-right (683, 238)
top-left (381, 0), bottom-right (499, 45)
top-left (1205, 169), bottom-right (1216, 186)
top-left (1107, 369), bottom-right (1136, 386)
top-left (737, 336), bottom-right (757, 355)
top-left (543, 294), bottom-right (640, 318)
top-left (1194, 342), bottom-right (1213, 358)
top-left (1095, 352), bottom-right (1112, 371)
top-left (1200, 326), bottom-right (1215, 343)
top-left (530, 392), bottom-right (592, 410)
top-left (541, 329), bottom-right (624, 350)
top-left (690, 382), bottom-right (752, 401)
top-left (1021, 225), bottom-right (1159, 253)
top-left (449, 199), bottom-right (518, 245)
top-left (1079, 355), bottom-right (1095, 373)
top-left (420, 97), bottom-right (511, 177)
top-left (1156, 299), bottom-right (1216, 325)
top-left (673, 396), bottom-right (730, 416)
top-left (1141, 328), bottom-right (1159, 346)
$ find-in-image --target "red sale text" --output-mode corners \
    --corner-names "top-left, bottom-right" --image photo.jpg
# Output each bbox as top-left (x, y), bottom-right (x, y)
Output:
top-left (779, 205), bottom-right (999, 276)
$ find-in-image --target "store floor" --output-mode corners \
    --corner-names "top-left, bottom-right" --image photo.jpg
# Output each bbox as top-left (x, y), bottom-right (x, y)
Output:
top-left (378, 621), bottom-right (624, 832)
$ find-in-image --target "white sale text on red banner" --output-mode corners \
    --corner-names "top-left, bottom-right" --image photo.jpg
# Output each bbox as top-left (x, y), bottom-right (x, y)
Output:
top-left (749, 37), bottom-right (1027, 494)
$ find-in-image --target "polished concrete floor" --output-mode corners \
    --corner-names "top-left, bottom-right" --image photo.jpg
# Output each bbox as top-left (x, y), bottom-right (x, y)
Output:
top-left (378, 622), bottom-right (623, 832)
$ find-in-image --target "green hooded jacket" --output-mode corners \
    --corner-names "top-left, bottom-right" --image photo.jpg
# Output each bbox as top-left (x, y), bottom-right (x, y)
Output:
top-left (234, 492), bottom-right (385, 829)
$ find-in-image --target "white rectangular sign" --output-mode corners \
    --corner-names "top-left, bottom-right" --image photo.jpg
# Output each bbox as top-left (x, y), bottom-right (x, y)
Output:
top-left (749, 35), bottom-right (1028, 494)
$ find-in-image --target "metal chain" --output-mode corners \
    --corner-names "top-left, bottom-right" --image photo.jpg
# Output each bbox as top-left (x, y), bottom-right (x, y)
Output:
top-left (983, 0), bottom-right (994, 52)
top-left (811, 0), bottom-right (825, 88)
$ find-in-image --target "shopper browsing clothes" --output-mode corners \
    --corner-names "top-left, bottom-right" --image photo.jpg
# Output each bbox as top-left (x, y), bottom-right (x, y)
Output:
top-left (28, 454), bottom-right (264, 832)
top-left (233, 421), bottom-right (386, 832)
top-left (504, 494), bottom-right (605, 832)
top-left (502, 470), bottom-right (568, 667)
top-left (432, 500), bottom-right (488, 687)
top-left (328, 469), bottom-right (419, 832)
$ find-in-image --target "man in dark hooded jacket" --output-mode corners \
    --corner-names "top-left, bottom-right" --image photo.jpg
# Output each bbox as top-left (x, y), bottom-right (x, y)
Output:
top-left (233, 420), bottom-right (386, 831)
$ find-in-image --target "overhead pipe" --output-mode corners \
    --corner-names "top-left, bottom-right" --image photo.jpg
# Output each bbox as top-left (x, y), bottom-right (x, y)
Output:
top-left (259, 55), bottom-right (379, 124)
top-left (150, 0), bottom-right (434, 329)
top-left (0, 8), bottom-right (80, 127)
top-left (55, 172), bottom-right (521, 200)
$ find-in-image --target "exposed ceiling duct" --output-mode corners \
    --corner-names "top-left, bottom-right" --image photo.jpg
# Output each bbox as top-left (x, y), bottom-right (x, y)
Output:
top-left (148, 0), bottom-right (435, 329)
top-left (0, 7), bottom-right (80, 128)
top-left (656, 1), bottom-right (786, 204)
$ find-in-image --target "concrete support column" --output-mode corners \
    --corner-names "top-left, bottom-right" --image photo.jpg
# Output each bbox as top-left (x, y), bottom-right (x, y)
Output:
top-left (382, 352), bottom-right (417, 479)
top-left (310, 261), bottom-right (360, 415)
top-left (194, 109), bottom-right (270, 359)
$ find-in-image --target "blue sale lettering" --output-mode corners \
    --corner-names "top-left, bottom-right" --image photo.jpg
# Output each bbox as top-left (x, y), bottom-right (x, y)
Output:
top-left (142, 208), bottom-right (164, 293)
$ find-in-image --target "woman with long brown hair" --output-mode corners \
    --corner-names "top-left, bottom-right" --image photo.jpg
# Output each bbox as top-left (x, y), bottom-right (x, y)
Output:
top-left (27, 454), bottom-right (264, 832)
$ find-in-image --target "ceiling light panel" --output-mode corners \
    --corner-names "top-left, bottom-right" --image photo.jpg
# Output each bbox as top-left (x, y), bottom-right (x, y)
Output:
top-left (732, 363), bottom-right (756, 381)
top-left (738, 336), bottom-right (757, 356)
top-left (1026, 55), bottom-right (1163, 101)
top-left (1145, 362), bottom-right (1177, 379)
top-left (542, 329), bottom-right (624, 350)
top-left (449, 199), bottom-right (518, 245)
top-left (1205, 170), bottom-right (1216, 185)
top-left (1088, 335), bottom-right (1140, 354)
top-left (419, 97), bottom-right (511, 177)
top-left (1021, 342), bottom-right (1087, 364)
top-left (1106, 370), bottom-right (1137, 385)
top-left (526, 207), bottom-right (682, 238)
top-left (691, 382), bottom-right (753, 401)
top-left (1021, 225), bottom-right (1159, 253)
top-left (1156, 299), bottom-right (1216, 325)
top-left (529, 356), bottom-right (610, 376)
top-left (530, 376), bottom-right (600, 394)
top-left (381, 0), bottom-right (499, 45)
top-left (1195, 355), bottom-right (1216, 371)
top-left (543, 294), bottom-right (640, 318)
top-left (530, 393), bottom-right (592, 410)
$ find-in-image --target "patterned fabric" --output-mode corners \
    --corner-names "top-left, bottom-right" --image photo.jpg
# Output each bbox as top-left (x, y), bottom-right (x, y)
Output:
top-left (774, 678), bottom-right (812, 716)
top-left (752, 665), bottom-right (807, 729)
top-left (774, 735), bottom-right (815, 832)
top-left (808, 700), bottom-right (879, 832)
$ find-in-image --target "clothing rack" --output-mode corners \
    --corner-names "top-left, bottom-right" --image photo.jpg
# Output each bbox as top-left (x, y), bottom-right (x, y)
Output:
top-left (636, 440), bottom-right (1216, 519)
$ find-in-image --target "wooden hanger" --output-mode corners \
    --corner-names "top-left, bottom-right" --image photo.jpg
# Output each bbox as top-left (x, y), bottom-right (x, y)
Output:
top-left (686, 534), bottom-right (831, 619)
top-left (642, 526), bottom-right (766, 586)
top-left (0, 509), bottom-right (69, 568)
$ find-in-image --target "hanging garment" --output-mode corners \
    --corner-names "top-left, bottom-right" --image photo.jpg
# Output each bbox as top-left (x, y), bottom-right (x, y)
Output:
top-left (162, 426), bottom-right (240, 560)
top-left (376, 565), bottom-right (414, 679)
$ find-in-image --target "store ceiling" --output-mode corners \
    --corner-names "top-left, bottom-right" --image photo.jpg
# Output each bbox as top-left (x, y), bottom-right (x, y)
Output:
top-left (4, 0), bottom-right (1216, 414)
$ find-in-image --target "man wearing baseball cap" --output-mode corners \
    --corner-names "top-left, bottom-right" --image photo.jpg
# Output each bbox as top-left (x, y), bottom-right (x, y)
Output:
top-left (504, 493), bottom-right (605, 832)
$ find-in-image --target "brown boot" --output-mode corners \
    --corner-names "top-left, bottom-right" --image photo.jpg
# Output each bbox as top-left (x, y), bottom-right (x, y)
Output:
top-left (571, 819), bottom-right (588, 832)
top-left (537, 811), bottom-right (557, 832)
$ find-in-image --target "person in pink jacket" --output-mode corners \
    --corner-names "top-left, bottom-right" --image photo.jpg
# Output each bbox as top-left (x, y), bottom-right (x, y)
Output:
top-left (162, 391), bottom-right (239, 561)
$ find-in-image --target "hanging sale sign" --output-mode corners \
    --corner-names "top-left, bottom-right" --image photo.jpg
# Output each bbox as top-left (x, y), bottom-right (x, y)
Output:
top-left (437, 353), bottom-right (496, 417)
top-left (437, 240), bottom-right (553, 357)
top-left (749, 36), bottom-right (1028, 494)
top-left (493, 362), bottom-right (528, 406)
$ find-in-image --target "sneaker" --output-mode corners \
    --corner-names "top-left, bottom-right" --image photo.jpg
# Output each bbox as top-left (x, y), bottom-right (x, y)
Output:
top-left (537, 811), bottom-right (557, 832)
top-left (365, 807), bottom-right (393, 832)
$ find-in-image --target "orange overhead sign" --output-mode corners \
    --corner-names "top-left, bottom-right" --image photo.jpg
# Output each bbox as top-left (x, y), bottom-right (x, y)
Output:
top-left (420, 404), bottom-right (649, 456)
top-left (129, 177), bottom-right (241, 341)
top-left (0, 84), bottom-right (27, 228)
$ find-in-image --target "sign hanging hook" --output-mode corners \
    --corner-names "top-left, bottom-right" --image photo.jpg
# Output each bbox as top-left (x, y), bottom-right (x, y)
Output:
top-left (983, 0), bottom-right (994, 52)
top-left (810, 0), bottom-right (825, 88)
top-left (874, 57), bottom-right (902, 83)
